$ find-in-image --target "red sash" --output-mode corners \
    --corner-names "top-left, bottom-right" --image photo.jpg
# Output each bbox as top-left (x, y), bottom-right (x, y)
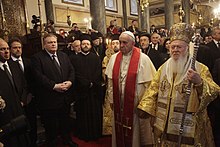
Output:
top-left (112, 47), bottom-right (140, 147)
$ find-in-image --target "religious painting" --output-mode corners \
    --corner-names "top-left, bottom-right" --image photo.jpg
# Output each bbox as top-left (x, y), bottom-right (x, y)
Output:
top-left (105, 0), bottom-right (118, 12)
top-left (130, 0), bottom-right (138, 15)
top-left (150, 7), bottom-right (165, 16)
top-left (62, 0), bottom-right (84, 6)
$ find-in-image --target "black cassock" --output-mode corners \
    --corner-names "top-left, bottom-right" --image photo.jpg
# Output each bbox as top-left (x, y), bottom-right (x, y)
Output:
top-left (70, 52), bottom-right (103, 141)
top-left (0, 64), bottom-right (29, 147)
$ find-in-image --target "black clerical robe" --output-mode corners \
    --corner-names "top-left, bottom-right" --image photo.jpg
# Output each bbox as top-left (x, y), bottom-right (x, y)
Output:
top-left (70, 52), bottom-right (103, 141)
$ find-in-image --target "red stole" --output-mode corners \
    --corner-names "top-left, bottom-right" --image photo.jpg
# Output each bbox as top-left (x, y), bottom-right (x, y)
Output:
top-left (112, 47), bottom-right (140, 147)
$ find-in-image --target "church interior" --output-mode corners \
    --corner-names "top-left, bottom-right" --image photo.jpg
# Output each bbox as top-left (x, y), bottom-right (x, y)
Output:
top-left (0, 0), bottom-right (220, 57)
top-left (1, 0), bottom-right (220, 147)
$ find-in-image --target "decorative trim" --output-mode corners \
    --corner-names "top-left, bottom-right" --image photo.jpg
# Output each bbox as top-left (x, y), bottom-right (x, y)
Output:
top-left (62, 0), bottom-right (84, 6)
top-left (105, 0), bottom-right (118, 12)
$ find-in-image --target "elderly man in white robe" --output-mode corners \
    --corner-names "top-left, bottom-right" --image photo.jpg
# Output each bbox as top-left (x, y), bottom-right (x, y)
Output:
top-left (105, 31), bottom-right (156, 147)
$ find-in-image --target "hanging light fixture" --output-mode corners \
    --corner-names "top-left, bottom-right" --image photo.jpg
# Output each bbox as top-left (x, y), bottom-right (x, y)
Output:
top-left (214, 4), bottom-right (220, 20)
top-left (138, 0), bottom-right (149, 13)
top-left (67, 7), bottom-right (72, 27)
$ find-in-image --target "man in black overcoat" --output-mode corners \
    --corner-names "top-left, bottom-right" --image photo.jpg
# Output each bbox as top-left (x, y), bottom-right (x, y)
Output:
top-left (31, 34), bottom-right (77, 147)
top-left (69, 34), bottom-right (103, 141)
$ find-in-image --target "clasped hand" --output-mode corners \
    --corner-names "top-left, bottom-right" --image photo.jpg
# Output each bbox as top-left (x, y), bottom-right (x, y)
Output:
top-left (0, 96), bottom-right (6, 110)
top-left (53, 81), bottom-right (72, 92)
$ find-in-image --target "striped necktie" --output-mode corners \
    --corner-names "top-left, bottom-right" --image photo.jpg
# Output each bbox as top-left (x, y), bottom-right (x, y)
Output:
top-left (52, 54), bottom-right (61, 75)
top-left (3, 64), bottom-right (15, 88)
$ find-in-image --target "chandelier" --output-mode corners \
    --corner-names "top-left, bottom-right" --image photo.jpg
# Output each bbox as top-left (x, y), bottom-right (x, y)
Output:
top-left (214, 4), bottom-right (220, 19)
top-left (138, 0), bottom-right (149, 12)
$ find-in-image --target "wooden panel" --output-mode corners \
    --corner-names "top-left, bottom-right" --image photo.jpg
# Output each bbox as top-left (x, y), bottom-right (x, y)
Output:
top-left (150, 15), bottom-right (165, 27)
top-left (55, 7), bottom-right (90, 24)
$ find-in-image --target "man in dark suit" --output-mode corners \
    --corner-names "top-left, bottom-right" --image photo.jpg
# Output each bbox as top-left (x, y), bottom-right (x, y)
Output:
top-left (211, 58), bottom-right (220, 146)
top-left (8, 37), bottom-right (38, 147)
top-left (31, 34), bottom-right (77, 147)
top-left (206, 26), bottom-right (220, 73)
top-left (149, 32), bottom-right (163, 53)
top-left (139, 32), bottom-right (163, 69)
top-left (0, 38), bottom-right (29, 147)
top-left (206, 26), bottom-right (220, 147)
top-left (128, 20), bottom-right (140, 36)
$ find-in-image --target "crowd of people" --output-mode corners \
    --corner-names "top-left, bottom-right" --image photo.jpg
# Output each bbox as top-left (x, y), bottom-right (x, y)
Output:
top-left (0, 20), bottom-right (220, 147)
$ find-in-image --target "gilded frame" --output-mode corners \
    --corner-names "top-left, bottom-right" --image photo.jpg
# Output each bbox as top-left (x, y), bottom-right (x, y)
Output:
top-left (62, 0), bottom-right (84, 6)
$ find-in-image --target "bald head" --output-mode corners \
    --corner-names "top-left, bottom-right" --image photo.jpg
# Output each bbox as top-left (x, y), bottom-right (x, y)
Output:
top-left (151, 33), bottom-right (161, 44)
top-left (0, 38), bottom-right (10, 62)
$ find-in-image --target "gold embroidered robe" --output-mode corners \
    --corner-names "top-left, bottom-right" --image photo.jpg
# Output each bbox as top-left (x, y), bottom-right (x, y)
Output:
top-left (138, 58), bottom-right (220, 147)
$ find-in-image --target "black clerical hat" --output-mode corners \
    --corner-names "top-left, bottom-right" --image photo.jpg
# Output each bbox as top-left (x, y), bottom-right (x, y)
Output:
top-left (139, 32), bottom-right (151, 39)
top-left (111, 34), bottom-right (120, 41)
top-left (91, 32), bottom-right (99, 40)
top-left (80, 33), bottom-right (92, 42)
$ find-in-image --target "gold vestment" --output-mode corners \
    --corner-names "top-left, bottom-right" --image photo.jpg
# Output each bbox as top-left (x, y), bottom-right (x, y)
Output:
top-left (138, 59), bottom-right (220, 147)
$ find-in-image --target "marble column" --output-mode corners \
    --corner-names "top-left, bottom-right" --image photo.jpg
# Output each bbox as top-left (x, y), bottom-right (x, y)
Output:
top-left (182, 0), bottom-right (190, 24)
top-left (44, 0), bottom-right (54, 22)
top-left (139, 6), bottom-right (150, 32)
top-left (164, 0), bottom-right (174, 30)
top-left (122, 0), bottom-right (128, 28)
top-left (89, 0), bottom-right (106, 35)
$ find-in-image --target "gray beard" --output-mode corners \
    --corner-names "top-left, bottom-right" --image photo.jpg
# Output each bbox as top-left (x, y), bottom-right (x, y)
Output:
top-left (170, 54), bottom-right (188, 74)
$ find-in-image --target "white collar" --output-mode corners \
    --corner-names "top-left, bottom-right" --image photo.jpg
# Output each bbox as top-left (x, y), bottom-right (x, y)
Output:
top-left (45, 49), bottom-right (58, 58)
top-left (0, 61), bottom-right (9, 70)
top-left (11, 56), bottom-right (22, 62)
top-left (81, 51), bottom-right (90, 56)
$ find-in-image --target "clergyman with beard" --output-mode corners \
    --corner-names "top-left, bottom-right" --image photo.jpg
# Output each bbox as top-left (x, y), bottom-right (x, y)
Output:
top-left (102, 34), bottom-right (120, 135)
top-left (137, 23), bottom-right (220, 146)
top-left (69, 34), bottom-right (103, 141)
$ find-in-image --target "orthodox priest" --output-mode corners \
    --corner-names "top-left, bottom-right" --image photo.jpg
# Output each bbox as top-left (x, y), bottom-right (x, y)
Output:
top-left (69, 34), bottom-right (103, 141)
top-left (105, 31), bottom-right (156, 147)
top-left (138, 23), bottom-right (220, 147)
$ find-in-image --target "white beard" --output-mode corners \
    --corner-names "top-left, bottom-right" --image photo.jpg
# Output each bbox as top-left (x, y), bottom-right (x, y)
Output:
top-left (170, 54), bottom-right (188, 75)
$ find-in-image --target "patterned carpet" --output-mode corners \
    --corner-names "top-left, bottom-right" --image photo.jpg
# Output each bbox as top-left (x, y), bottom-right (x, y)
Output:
top-left (38, 135), bottom-right (112, 147)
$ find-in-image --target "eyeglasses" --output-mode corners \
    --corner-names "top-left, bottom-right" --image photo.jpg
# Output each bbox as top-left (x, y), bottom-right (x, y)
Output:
top-left (0, 47), bottom-right (9, 51)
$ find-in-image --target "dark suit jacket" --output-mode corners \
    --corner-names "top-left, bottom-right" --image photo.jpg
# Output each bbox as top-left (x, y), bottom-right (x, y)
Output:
top-left (31, 50), bottom-right (75, 110)
top-left (142, 46), bottom-right (163, 70)
top-left (213, 58), bottom-right (220, 86)
top-left (206, 41), bottom-right (220, 72)
top-left (0, 61), bottom-right (25, 126)
top-left (128, 26), bottom-right (140, 34)
top-left (0, 63), bottom-right (28, 147)
top-left (7, 60), bottom-right (28, 104)
top-left (196, 45), bottom-right (212, 71)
